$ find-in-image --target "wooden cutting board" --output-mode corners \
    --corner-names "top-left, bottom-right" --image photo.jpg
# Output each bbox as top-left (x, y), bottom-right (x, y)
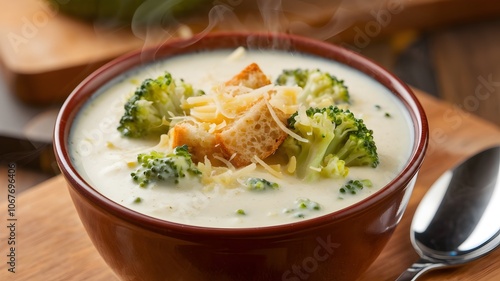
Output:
top-left (0, 89), bottom-right (499, 280)
top-left (2, 0), bottom-right (500, 104)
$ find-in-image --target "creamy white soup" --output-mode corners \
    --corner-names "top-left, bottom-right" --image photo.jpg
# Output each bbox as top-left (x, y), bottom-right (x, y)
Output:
top-left (70, 49), bottom-right (413, 228)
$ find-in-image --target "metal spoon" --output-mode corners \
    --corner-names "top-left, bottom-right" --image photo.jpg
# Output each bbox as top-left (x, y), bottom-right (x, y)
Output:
top-left (396, 145), bottom-right (500, 281)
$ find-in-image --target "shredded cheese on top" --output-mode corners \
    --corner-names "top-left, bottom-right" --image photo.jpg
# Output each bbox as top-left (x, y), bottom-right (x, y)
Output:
top-left (287, 156), bottom-right (297, 174)
top-left (169, 63), bottom-right (312, 189)
top-left (198, 157), bottom-right (257, 190)
top-left (225, 46), bottom-right (246, 61)
top-left (252, 155), bottom-right (283, 179)
top-left (264, 97), bottom-right (308, 143)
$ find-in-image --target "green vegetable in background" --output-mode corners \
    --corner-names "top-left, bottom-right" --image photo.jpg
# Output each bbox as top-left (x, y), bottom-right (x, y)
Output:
top-left (47, 0), bottom-right (209, 25)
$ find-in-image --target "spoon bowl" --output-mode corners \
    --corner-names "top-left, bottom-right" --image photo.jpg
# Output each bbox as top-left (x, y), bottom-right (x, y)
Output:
top-left (396, 145), bottom-right (500, 280)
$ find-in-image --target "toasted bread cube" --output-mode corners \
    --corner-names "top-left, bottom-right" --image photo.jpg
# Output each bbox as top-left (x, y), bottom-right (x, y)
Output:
top-left (216, 99), bottom-right (288, 167)
top-left (224, 63), bottom-right (271, 89)
top-left (170, 122), bottom-right (222, 164)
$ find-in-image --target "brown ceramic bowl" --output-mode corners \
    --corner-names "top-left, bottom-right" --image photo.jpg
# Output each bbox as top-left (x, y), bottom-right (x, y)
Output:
top-left (54, 32), bottom-right (428, 281)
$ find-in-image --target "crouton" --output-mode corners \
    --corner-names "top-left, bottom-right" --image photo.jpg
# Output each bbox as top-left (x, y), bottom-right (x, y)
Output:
top-left (224, 63), bottom-right (271, 89)
top-left (169, 122), bottom-right (222, 164)
top-left (216, 98), bottom-right (289, 167)
top-left (172, 63), bottom-right (297, 168)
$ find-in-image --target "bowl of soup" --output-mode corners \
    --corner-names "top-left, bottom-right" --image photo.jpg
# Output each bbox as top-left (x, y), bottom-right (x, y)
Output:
top-left (54, 32), bottom-right (428, 281)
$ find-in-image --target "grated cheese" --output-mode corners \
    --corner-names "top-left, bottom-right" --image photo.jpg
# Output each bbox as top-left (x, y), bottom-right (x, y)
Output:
top-left (287, 156), bottom-right (297, 174)
top-left (264, 97), bottom-right (309, 143)
top-left (169, 64), bottom-right (311, 189)
top-left (213, 155), bottom-right (235, 170)
top-left (225, 46), bottom-right (246, 61)
top-left (252, 155), bottom-right (283, 179)
top-left (309, 166), bottom-right (322, 172)
top-left (198, 159), bottom-right (257, 190)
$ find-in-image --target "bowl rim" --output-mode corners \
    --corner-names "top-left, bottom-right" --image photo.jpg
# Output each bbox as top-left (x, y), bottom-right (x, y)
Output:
top-left (54, 31), bottom-right (428, 238)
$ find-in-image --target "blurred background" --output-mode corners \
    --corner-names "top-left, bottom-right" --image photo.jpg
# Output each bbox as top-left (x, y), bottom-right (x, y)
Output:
top-left (0, 0), bottom-right (499, 192)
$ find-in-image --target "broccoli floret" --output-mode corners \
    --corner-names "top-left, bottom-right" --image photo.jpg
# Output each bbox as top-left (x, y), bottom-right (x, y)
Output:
top-left (130, 145), bottom-right (201, 187)
top-left (339, 179), bottom-right (373, 195)
top-left (283, 198), bottom-right (321, 219)
top-left (118, 72), bottom-right (203, 138)
top-left (320, 154), bottom-right (349, 178)
top-left (276, 68), bottom-right (349, 107)
top-left (236, 209), bottom-right (246, 215)
top-left (245, 178), bottom-right (279, 191)
top-left (280, 106), bottom-right (378, 181)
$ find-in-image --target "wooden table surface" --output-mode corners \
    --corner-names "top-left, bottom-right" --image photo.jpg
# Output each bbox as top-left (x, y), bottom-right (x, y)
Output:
top-left (0, 89), bottom-right (499, 280)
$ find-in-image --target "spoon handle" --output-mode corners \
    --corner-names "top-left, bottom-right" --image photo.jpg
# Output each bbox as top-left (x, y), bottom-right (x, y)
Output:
top-left (395, 258), bottom-right (446, 281)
